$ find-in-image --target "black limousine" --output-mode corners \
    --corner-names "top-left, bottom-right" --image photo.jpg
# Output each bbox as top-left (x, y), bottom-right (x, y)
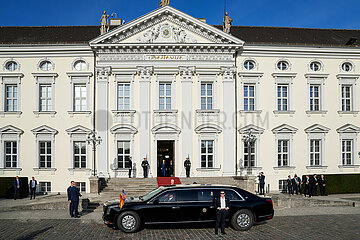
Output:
top-left (103, 184), bottom-right (274, 233)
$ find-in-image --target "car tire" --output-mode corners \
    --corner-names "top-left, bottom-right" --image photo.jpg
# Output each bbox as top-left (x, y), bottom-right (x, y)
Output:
top-left (116, 211), bottom-right (141, 233)
top-left (231, 209), bottom-right (254, 231)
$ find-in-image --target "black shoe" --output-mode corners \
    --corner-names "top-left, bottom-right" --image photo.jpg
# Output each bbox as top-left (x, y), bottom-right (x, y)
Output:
top-left (74, 215), bottom-right (80, 218)
top-left (71, 215), bottom-right (74, 218)
top-left (221, 232), bottom-right (226, 235)
top-left (215, 231), bottom-right (218, 235)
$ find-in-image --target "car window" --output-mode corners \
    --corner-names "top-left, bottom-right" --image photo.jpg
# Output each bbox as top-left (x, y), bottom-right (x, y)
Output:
top-left (177, 190), bottom-right (198, 201)
top-left (198, 189), bottom-right (215, 201)
top-left (224, 190), bottom-right (242, 200)
top-left (158, 191), bottom-right (177, 202)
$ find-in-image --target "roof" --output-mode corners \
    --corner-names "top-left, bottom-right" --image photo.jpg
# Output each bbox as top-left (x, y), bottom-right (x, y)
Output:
top-left (0, 25), bottom-right (359, 47)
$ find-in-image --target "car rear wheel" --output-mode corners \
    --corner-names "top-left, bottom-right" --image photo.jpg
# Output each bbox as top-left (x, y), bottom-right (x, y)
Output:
top-left (117, 211), bottom-right (141, 233)
top-left (231, 209), bottom-right (254, 231)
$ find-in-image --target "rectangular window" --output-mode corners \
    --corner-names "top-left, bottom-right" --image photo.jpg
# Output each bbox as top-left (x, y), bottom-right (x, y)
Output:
top-left (39, 182), bottom-right (51, 193)
top-left (342, 140), bottom-right (353, 165)
top-left (4, 141), bottom-right (17, 168)
top-left (117, 141), bottom-right (131, 169)
top-left (341, 85), bottom-right (352, 111)
top-left (76, 182), bottom-right (86, 192)
top-left (74, 141), bottom-right (86, 168)
top-left (309, 85), bottom-right (320, 111)
top-left (74, 84), bottom-right (87, 111)
top-left (5, 85), bottom-right (18, 112)
top-left (278, 180), bottom-right (287, 192)
top-left (310, 139), bottom-right (321, 166)
top-left (159, 83), bottom-right (171, 110)
top-left (243, 84), bottom-right (255, 111)
top-left (117, 83), bottom-right (130, 110)
top-left (277, 140), bottom-right (289, 166)
top-left (277, 85), bottom-right (288, 111)
top-left (39, 85), bottom-right (52, 111)
top-left (39, 141), bottom-right (52, 168)
top-left (201, 140), bottom-right (214, 168)
top-left (243, 142), bottom-right (255, 167)
top-left (201, 83), bottom-right (213, 110)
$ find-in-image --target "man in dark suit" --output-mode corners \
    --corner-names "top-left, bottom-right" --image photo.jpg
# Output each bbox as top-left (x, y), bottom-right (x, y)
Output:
top-left (287, 175), bottom-right (293, 194)
top-left (169, 160), bottom-right (174, 177)
top-left (141, 157), bottom-right (149, 178)
top-left (128, 156), bottom-right (133, 178)
top-left (13, 176), bottom-right (22, 200)
top-left (67, 181), bottom-right (82, 218)
top-left (319, 175), bottom-right (326, 196)
top-left (304, 175), bottom-right (312, 198)
top-left (259, 172), bottom-right (265, 195)
top-left (161, 160), bottom-right (167, 177)
top-left (29, 177), bottom-right (37, 200)
top-left (313, 174), bottom-right (319, 196)
top-left (214, 191), bottom-right (231, 235)
top-left (184, 157), bottom-right (191, 177)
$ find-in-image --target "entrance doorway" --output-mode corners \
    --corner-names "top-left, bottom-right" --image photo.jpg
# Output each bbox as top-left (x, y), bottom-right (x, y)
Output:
top-left (157, 140), bottom-right (175, 177)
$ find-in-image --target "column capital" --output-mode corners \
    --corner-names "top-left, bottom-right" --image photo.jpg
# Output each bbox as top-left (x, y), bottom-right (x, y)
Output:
top-left (221, 66), bottom-right (236, 82)
top-left (96, 67), bottom-right (111, 83)
top-left (137, 66), bottom-right (154, 81)
top-left (179, 66), bottom-right (196, 76)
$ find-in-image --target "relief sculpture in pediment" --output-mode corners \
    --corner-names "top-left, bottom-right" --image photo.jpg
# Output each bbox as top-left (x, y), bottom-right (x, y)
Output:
top-left (137, 23), bottom-right (197, 43)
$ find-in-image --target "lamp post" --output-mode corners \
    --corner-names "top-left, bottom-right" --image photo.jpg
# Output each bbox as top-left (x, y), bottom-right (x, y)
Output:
top-left (87, 131), bottom-right (102, 177)
top-left (242, 131), bottom-right (257, 175)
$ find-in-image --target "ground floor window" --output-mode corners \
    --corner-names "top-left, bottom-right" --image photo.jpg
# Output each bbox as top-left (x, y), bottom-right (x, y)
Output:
top-left (243, 142), bottom-right (255, 167)
top-left (4, 141), bottom-right (17, 168)
top-left (39, 182), bottom-right (51, 193)
top-left (39, 141), bottom-right (51, 168)
top-left (76, 182), bottom-right (86, 192)
top-left (341, 140), bottom-right (353, 165)
top-left (117, 141), bottom-right (131, 169)
top-left (201, 140), bottom-right (214, 168)
top-left (74, 141), bottom-right (86, 168)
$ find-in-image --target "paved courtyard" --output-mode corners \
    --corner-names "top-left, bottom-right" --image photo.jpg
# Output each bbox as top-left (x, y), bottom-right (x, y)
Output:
top-left (0, 208), bottom-right (359, 240)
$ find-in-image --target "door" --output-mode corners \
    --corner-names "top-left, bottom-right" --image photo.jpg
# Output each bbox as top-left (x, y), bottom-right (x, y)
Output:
top-left (157, 140), bottom-right (175, 177)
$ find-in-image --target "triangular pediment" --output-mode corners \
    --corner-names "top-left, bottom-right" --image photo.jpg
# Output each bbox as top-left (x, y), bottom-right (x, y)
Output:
top-left (239, 124), bottom-right (264, 134)
top-left (0, 125), bottom-right (23, 135)
top-left (66, 125), bottom-right (92, 135)
top-left (31, 125), bottom-right (58, 135)
top-left (90, 6), bottom-right (243, 46)
top-left (305, 124), bottom-right (330, 133)
top-left (336, 124), bottom-right (360, 133)
top-left (272, 124), bottom-right (298, 134)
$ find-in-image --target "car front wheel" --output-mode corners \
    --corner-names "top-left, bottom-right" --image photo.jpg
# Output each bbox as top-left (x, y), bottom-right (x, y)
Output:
top-left (117, 211), bottom-right (141, 233)
top-left (231, 209), bottom-right (254, 231)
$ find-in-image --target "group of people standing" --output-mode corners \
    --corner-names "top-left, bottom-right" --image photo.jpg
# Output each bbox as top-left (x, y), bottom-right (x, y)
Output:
top-left (13, 176), bottom-right (37, 200)
top-left (287, 174), bottom-right (327, 197)
top-left (140, 157), bottom-right (192, 178)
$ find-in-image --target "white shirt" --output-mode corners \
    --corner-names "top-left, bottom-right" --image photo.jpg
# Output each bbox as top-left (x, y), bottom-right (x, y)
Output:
top-left (31, 180), bottom-right (35, 188)
top-left (220, 197), bottom-right (226, 209)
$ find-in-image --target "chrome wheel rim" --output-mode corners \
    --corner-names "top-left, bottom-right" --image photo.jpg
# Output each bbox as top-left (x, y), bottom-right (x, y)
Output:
top-left (122, 215), bottom-right (136, 230)
top-left (237, 213), bottom-right (250, 228)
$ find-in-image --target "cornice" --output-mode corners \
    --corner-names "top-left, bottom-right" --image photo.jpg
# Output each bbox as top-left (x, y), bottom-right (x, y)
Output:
top-left (0, 73), bottom-right (24, 78)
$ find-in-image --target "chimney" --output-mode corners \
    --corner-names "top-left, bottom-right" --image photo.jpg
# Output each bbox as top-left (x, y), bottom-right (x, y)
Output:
top-left (110, 18), bottom-right (123, 26)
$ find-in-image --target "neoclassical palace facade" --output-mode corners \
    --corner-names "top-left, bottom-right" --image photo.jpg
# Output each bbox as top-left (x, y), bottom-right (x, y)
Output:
top-left (1, 6), bottom-right (360, 193)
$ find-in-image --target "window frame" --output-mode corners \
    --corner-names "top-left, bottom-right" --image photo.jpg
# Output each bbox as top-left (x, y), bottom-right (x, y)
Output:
top-left (200, 82), bottom-right (213, 110)
top-left (117, 82), bottom-right (131, 111)
top-left (117, 140), bottom-right (131, 169)
top-left (201, 140), bottom-right (214, 168)
top-left (39, 182), bottom-right (51, 193)
top-left (276, 84), bottom-right (288, 111)
top-left (277, 61), bottom-right (289, 71)
top-left (277, 139), bottom-right (289, 167)
top-left (243, 84), bottom-right (255, 111)
top-left (73, 141), bottom-right (87, 169)
top-left (67, 73), bottom-right (92, 116)
top-left (159, 82), bottom-right (172, 110)
top-left (0, 125), bottom-right (23, 173)
top-left (4, 61), bottom-right (19, 72)
top-left (4, 141), bottom-right (17, 168)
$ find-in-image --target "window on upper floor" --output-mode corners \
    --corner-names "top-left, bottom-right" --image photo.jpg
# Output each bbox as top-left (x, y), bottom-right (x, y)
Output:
top-left (277, 85), bottom-right (288, 111)
top-left (243, 60), bottom-right (256, 70)
top-left (277, 140), bottom-right (289, 167)
top-left (277, 61), bottom-right (289, 71)
top-left (341, 85), bottom-right (353, 111)
top-left (201, 83), bottom-right (213, 110)
top-left (310, 61), bottom-right (321, 71)
top-left (73, 141), bottom-right (86, 169)
top-left (341, 139), bottom-right (353, 165)
top-left (39, 61), bottom-right (53, 71)
top-left (39, 84), bottom-right (53, 111)
top-left (74, 84), bottom-right (87, 111)
top-left (117, 83), bottom-right (130, 110)
top-left (5, 85), bottom-right (18, 112)
top-left (5, 61), bottom-right (18, 71)
top-left (74, 60), bottom-right (87, 71)
top-left (341, 62), bottom-right (353, 72)
top-left (243, 84), bottom-right (255, 111)
top-left (309, 85), bottom-right (321, 111)
top-left (159, 83), bottom-right (171, 110)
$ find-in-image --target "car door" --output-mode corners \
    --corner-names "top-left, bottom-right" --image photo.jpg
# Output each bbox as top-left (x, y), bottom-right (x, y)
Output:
top-left (197, 189), bottom-right (216, 221)
top-left (142, 190), bottom-right (182, 223)
top-left (176, 189), bottom-right (202, 222)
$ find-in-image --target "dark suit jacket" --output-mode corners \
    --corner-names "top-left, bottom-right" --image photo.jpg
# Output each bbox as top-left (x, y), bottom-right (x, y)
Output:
top-left (214, 197), bottom-right (231, 209)
top-left (29, 180), bottom-right (37, 189)
top-left (259, 175), bottom-right (265, 186)
top-left (319, 177), bottom-right (326, 186)
top-left (14, 179), bottom-right (22, 189)
top-left (68, 186), bottom-right (81, 202)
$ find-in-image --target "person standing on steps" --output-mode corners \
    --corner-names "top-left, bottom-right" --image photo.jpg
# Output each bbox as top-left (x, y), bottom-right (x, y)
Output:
top-left (161, 160), bottom-right (167, 177)
top-left (184, 157), bottom-right (191, 178)
top-left (141, 157), bottom-right (149, 178)
top-left (128, 156), bottom-right (133, 178)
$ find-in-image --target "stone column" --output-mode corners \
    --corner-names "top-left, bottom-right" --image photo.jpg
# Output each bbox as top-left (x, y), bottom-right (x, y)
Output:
top-left (137, 66), bottom-right (153, 177)
top-left (221, 67), bottom-right (236, 176)
top-left (179, 66), bottom-right (195, 177)
top-left (96, 67), bottom-right (111, 178)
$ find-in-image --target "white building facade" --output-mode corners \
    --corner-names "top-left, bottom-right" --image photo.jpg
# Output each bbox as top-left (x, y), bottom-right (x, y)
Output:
top-left (0, 6), bottom-right (359, 193)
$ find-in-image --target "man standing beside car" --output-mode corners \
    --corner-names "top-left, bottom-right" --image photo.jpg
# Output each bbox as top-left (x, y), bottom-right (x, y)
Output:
top-left (259, 172), bottom-right (265, 195)
top-left (214, 191), bottom-right (230, 235)
top-left (68, 181), bottom-right (82, 218)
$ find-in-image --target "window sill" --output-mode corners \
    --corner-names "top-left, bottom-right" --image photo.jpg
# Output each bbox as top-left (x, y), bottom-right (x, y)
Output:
top-left (306, 165), bottom-right (328, 169)
top-left (154, 109), bottom-right (178, 114)
top-left (306, 110), bottom-right (327, 116)
top-left (113, 168), bottom-right (131, 172)
top-left (273, 110), bottom-right (295, 116)
top-left (0, 168), bottom-right (22, 174)
top-left (33, 168), bottom-right (57, 175)
top-left (68, 111), bottom-right (91, 117)
top-left (239, 110), bottom-right (262, 116)
top-left (68, 168), bottom-right (91, 175)
top-left (338, 165), bottom-right (359, 169)
top-left (196, 109), bottom-right (220, 114)
top-left (337, 111), bottom-right (359, 116)
top-left (112, 110), bottom-right (136, 114)
top-left (196, 167), bottom-right (221, 171)
top-left (0, 111), bottom-right (22, 118)
top-left (33, 111), bottom-right (56, 117)
top-left (273, 166), bottom-right (296, 170)
top-left (239, 166), bottom-right (262, 170)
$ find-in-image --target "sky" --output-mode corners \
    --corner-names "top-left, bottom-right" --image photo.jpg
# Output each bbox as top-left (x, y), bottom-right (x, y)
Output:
top-left (1, 0), bottom-right (360, 29)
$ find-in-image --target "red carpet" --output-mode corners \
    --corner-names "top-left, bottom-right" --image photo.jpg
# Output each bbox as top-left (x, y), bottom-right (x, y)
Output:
top-left (157, 177), bottom-right (181, 187)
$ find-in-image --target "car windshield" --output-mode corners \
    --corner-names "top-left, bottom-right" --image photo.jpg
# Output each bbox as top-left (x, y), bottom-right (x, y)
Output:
top-left (141, 187), bottom-right (165, 201)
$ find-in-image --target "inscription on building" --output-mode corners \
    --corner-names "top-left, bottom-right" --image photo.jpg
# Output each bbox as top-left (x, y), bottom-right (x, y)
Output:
top-left (145, 55), bottom-right (188, 61)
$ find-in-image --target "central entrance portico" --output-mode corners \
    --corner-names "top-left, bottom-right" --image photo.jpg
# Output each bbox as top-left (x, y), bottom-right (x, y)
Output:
top-left (157, 140), bottom-right (175, 177)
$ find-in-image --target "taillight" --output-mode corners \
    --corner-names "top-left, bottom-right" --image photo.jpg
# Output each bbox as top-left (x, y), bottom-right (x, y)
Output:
top-left (266, 199), bottom-right (273, 208)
